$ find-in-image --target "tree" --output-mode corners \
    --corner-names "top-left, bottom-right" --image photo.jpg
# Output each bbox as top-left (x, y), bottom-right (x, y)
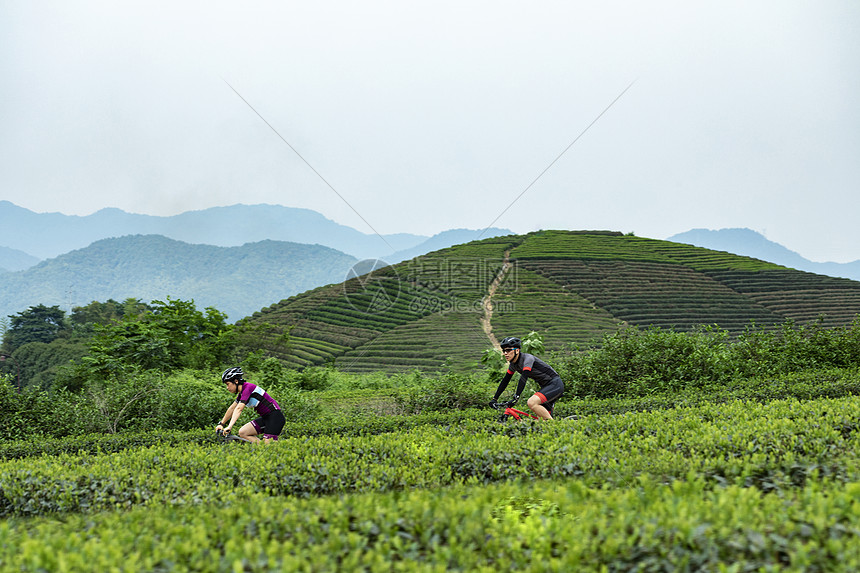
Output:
top-left (4, 304), bottom-right (68, 352)
top-left (8, 339), bottom-right (88, 391)
top-left (80, 297), bottom-right (235, 377)
top-left (69, 298), bottom-right (151, 334)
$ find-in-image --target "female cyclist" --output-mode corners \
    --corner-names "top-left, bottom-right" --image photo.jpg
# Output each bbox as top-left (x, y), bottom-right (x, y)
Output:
top-left (216, 367), bottom-right (285, 442)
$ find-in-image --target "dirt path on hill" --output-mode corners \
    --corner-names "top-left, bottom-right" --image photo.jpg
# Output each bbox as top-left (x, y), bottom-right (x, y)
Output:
top-left (481, 250), bottom-right (511, 348)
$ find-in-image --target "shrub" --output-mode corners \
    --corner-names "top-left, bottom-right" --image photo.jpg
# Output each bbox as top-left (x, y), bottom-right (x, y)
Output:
top-left (556, 325), bottom-right (733, 398)
top-left (294, 366), bottom-right (334, 391)
top-left (0, 377), bottom-right (28, 440)
top-left (396, 372), bottom-right (495, 413)
top-left (481, 331), bottom-right (546, 384)
top-left (275, 386), bottom-right (323, 420)
top-left (154, 370), bottom-right (227, 430)
top-left (730, 318), bottom-right (860, 377)
top-left (244, 356), bottom-right (288, 389)
top-left (82, 369), bottom-right (162, 433)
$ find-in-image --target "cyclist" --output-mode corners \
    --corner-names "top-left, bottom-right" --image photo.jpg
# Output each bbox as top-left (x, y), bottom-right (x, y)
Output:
top-left (216, 367), bottom-right (285, 442)
top-left (489, 336), bottom-right (564, 420)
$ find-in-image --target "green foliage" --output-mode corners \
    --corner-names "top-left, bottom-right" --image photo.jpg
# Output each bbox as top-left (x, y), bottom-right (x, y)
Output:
top-left (731, 317), bottom-right (860, 377)
top-left (293, 366), bottom-right (334, 391)
top-left (79, 297), bottom-right (235, 378)
top-left (77, 367), bottom-right (243, 434)
top-left (240, 354), bottom-right (287, 388)
top-left (153, 370), bottom-right (235, 430)
top-left (480, 347), bottom-right (507, 382)
top-left (0, 377), bottom-right (84, 439)
top-left (395, 372), bottom-right (495, 413)
top-left (7, 475), bottom-right (860, 571)
top-left (482, 331), bottom-right (546, 383)
top-left (81, 369), bottom-right (161, 433)
top-left (554, 320), bottom-right (860, 399)
top-left (233, 322), bottom-right (292, 366)
top-left (7, 339), bottom-right (88, 390)
top-left (558, 325), bottom-right (733, 398)
top-left (68, 298), bottom-right (151, 335)
top-left (521, 330), bottom-right (545, 355)
top-left (7, 363), bottom-right (860, 570)
top-left (0, 377), bottom-right (27, 439)
top-left (491, 495), bottom-right (562, 521)
top-left (3, 395), bottom-right (860, 516)
top-left (325, 369), bottom-right (418, 391)
top-left (272, 386), bottom-right (323, 420)
top-left (3, 304), bottom-right (68, 351)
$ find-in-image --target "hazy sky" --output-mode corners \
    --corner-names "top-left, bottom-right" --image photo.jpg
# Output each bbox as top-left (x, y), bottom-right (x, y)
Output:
top-left (2, 1), bottom-right (858, 261)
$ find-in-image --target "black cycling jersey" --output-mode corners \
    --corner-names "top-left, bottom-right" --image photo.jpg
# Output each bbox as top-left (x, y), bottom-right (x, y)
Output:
top-left (493, 352), bottom-right (562, 400)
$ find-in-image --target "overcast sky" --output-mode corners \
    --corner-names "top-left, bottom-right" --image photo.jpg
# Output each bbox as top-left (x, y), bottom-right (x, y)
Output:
top-left (2, 1), bottom-right (858, 262)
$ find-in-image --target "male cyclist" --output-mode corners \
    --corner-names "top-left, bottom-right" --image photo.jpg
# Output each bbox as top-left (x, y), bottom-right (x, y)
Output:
top-left (216, 367), bottom-right (285, 442)
top-left (489, 336), bottom-right (564, 420)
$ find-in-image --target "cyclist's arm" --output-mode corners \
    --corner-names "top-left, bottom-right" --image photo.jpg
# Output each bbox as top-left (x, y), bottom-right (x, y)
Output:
top-left (513, 354), bottom-right (536, 398)
top-left (225, 402), bottom-right (246, 431)
top-left (219, 401), bottom-right (237, 426)
top-left (492, 370), bottom-right (514, 401)
top-left (514, 372), bottom-right (531, 399)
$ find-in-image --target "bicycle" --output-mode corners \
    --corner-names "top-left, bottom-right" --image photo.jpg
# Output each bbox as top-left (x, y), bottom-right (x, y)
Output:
top-left (492, 400), bottom-right (540, 422)
top-left (492, 400), bottom-right (581, 422)
top-left (216, 428), bottom-right (254, 444)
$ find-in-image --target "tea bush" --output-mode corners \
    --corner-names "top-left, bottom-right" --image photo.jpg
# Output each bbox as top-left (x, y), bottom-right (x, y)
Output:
top-left (5, 380), bottom-right (860, 570)
top-left (556, 325), bottom-right (733, 398)
top-left (555, 319), bottom-right (860, 399)
top-left (7, 477), bottom-right (860, 571)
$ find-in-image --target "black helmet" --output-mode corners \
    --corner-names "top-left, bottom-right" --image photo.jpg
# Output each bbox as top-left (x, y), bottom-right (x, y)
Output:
top-left (221, 367), bottom-right (245, 383)
top-left (499, 337), bottom-right (521, 350)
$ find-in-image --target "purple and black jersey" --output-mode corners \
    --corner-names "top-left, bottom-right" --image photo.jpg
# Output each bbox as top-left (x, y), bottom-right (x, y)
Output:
top-left (235, 382), bottom-right (281, 416)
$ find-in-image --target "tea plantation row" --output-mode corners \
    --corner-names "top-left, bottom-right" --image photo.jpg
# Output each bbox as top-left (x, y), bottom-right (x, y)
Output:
top-left (2, 396), bottom-right (859, 518)
top-left (3, 394), bottom-right (860, 570)
top-left (7, 476), bottom-right (860, 572)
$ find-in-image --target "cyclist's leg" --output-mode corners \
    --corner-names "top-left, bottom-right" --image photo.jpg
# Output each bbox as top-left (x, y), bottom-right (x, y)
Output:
top-left (526, 393), bottom-right (552, 419)
top-left (244, 411), bottom-right (286, 443)
top-left (260, 410), bottom-right (285, 443)
top-left (527, 378), bottom-right (564, 420)
top-left (238, 419), bottom-right (263, 442)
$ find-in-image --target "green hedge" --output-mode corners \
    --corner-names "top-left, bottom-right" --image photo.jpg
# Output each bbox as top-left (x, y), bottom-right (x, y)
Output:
top-left (2, 396), bottom-right (860, 518)
top-left (6, 475), bottom-right (860, 571)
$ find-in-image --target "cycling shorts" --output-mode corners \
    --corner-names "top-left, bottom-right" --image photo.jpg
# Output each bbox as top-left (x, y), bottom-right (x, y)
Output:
top-left (534, 377), bottom-right (564, 415)
top-left (251, 409), bottom-right (286, 440)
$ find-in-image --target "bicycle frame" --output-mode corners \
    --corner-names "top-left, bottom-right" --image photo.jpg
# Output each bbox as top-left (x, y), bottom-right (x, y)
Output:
top-left (216, 429), bottom-right (253, 444)
top-left (498, 406), bottom-right (540, 422)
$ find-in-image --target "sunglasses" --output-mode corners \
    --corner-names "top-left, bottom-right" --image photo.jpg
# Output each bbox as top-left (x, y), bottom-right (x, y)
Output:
top-left (502, 348), bottom-right (516, 353)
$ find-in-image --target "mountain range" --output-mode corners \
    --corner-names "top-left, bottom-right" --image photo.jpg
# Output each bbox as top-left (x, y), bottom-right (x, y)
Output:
top-left (3, 202), bottom-right (858, 282)
top-left (4, 201), bottom-right (860, 325)
top-left (0, 235), bottom-right (358, 322)
top-left (667, 228), bottom-right (860, 282)
top-left (0, 201), bottom-right (509, 264)
top-left (0, 246), bottom-right (40, 273)
top-left (0, 202), bottom-right (513, 321)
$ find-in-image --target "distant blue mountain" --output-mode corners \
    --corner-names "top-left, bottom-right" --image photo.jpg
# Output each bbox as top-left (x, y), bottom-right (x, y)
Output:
top-left (0, 201), bottom-right (511, 261)
top-left (0, 235), bottom-right (358, 321)
top-left (0, 246), bottom-right (40, 272)
top-left (668, 228), bottom-right (860, 282)
top-left (386, 228), bottom-right (512, 264)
